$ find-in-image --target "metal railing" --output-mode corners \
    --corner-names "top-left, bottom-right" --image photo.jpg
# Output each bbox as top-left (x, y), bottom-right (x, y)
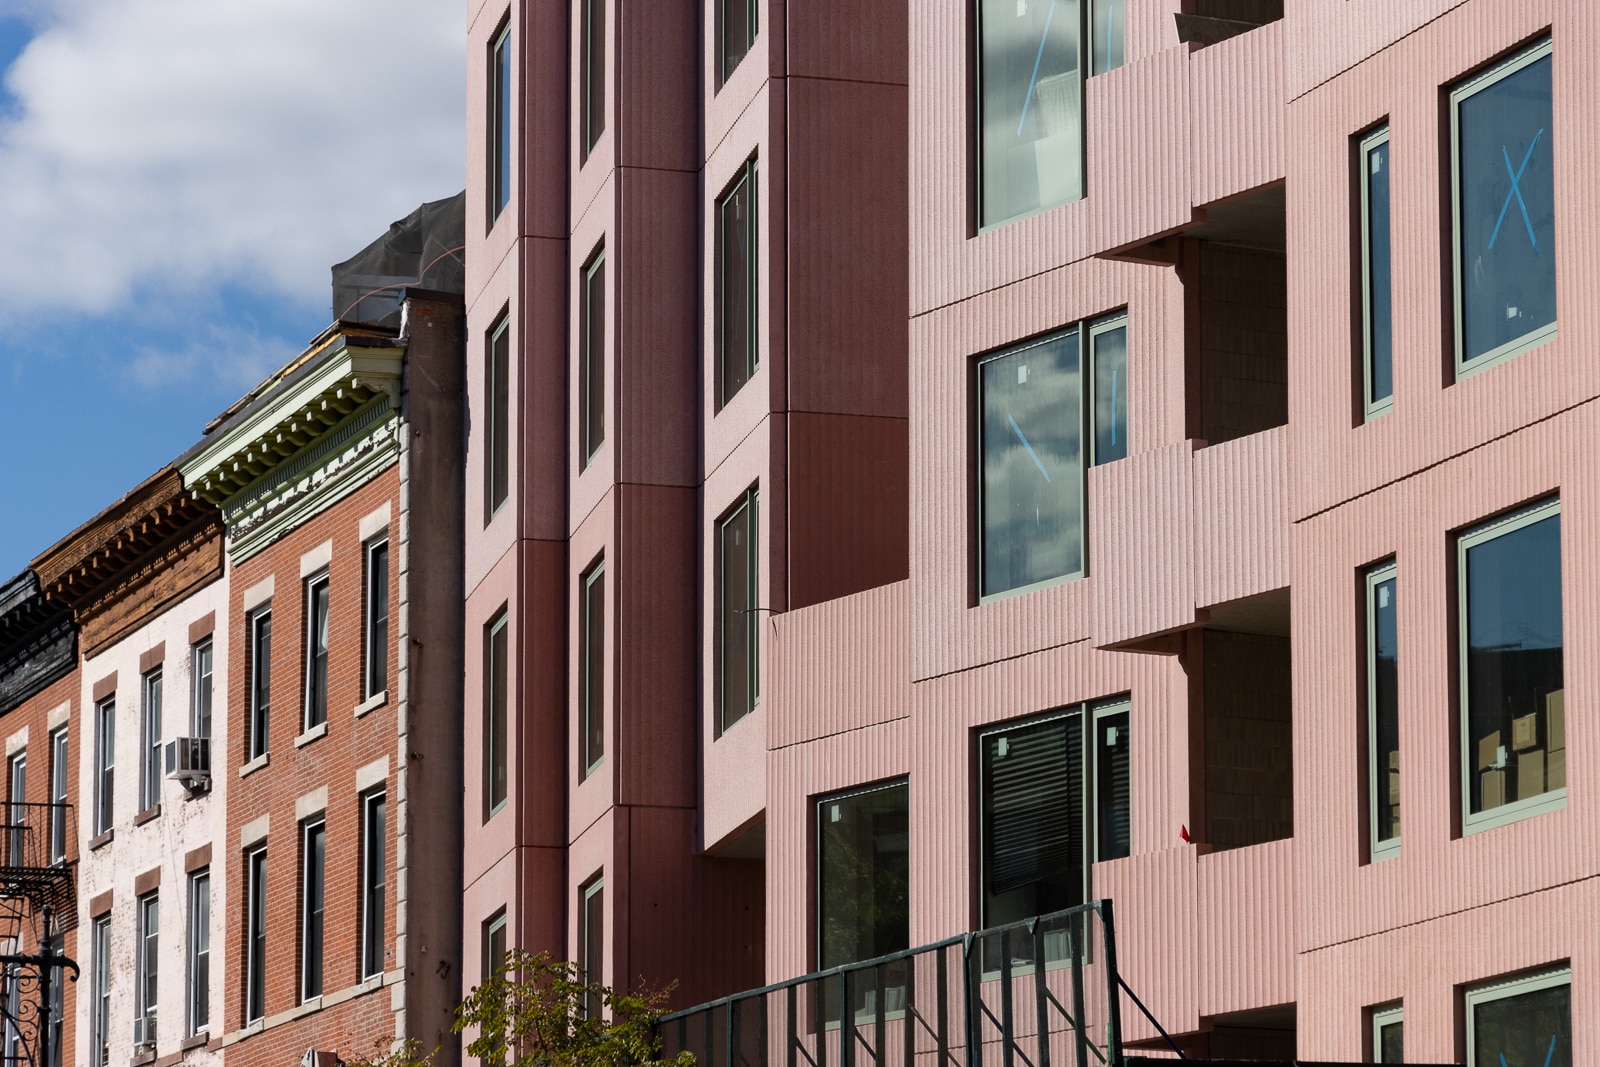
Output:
top-left (658, 902), bottom-right (1123, 1067)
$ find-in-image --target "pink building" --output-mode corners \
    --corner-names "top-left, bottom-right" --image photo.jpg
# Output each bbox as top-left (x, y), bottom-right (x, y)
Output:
top-left (465, 1), bottom-right (1585, 1064)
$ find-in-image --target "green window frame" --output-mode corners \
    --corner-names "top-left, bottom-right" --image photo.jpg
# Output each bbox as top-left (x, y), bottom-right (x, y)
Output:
top-left (581, 0), bottom-right (605, 161)
top-left (487, 312), bottom-right (511, 519)
top-left (716, 486), bottom-right (760, 733)
top-left (717, 0), bottom-right (758, 87)
top-left (1371, 1003), bottom-right (1403, 1063)
top-left (1365, 560), bottom-right (1399, 861)
top-left (715, 158), bottom-right (759, 409)
top-left (581, 245), bottom-right (606, 467)
top-left (1464, 968), bottom-right (1570, 1067)
top-left (1359, 125), bottom-right (1394, 419)
top-left (581, 558), bottom-right (606, 775)
top-left (488, 18), bottom-right (512, 225)
top-left (484, 608), bottom-right (510, 820)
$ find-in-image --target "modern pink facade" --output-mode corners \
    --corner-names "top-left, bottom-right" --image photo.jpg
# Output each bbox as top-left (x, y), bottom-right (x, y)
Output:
top-left (465, 0), bottom-right (1590, 1062)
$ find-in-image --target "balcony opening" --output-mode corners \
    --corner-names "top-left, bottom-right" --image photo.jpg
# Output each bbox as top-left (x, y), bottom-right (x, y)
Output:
top-left (1187, 588), bottom-right (1292, 852)
top-left (1202, 1004), bottom-right (1298, 1060)
top-left (1175, 0), bottom-right (1284, 47)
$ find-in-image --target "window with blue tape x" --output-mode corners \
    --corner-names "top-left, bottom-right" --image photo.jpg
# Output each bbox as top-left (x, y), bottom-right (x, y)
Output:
top-left (1452, 39), bottom-right (1555, 373)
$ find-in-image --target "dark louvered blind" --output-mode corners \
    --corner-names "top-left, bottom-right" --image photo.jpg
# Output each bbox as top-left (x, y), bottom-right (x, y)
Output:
top-left (984, 715), bottom-right (1083, 897)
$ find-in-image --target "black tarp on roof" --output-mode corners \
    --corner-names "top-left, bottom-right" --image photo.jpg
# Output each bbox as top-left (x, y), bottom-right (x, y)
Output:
top-left (331, 191), bottom-right (465, 327)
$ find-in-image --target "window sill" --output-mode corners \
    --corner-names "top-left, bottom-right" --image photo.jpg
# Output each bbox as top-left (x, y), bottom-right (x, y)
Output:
top-left (134, 803), bottom-right (161, 826)
top-left (354, 691), bottom-right (387, 718)
top-left (179, 1034), bottom-right (208, 1053)
top-left (131, 1047), bottom-right (156, 1067)
top-left (87, 829), bottom-right (113, 851)
top-left (295, 722), bottom-right (328, 748)
top-left (1463, 787), bottom-right (1566, 836)
top-left (238, 753), bottom-right (270, 779)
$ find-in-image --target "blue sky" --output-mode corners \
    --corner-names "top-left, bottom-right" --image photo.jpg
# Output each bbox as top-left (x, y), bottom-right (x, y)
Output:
top-left (0, 0), bottom-right (464, 578)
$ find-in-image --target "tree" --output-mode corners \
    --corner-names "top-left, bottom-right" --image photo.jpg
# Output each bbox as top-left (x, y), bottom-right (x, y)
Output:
top-left (352, 950), bottom-right (695, 1067)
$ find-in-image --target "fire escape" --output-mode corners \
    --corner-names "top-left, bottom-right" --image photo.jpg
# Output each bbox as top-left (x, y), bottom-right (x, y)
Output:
top-left (0, 801), bottom-right (78, 1067)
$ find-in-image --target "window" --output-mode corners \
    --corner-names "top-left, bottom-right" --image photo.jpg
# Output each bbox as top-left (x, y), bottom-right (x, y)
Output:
top-left (3, 960), bottom-right (21, 1067)
top-left (191, 639), bottom-right (213, 741)
top-left (487, 314), bottom-right (511, 518)
top-left (581, 559), bottom-right (605, 774)
top-left (579, 877), bottom-right (603, 1018)
top-left (244, 846), bottom-right (267, 1023)
top-left (91, 916), bottom-right (110, 1067)
top-left (977, 316), bottom-right (1121, 598)
top-left (45, 934), bottom-right (61, 1067)
top-left (717, 0), bottom-right (757, 85)
top-left (977, 0), bottom-right (1125, 228)
top-left (979, 698), bottom-right (1131, 929)
top-left (136, 893), bottom-right (158, 1034)
top-left (141, 669), bottom-right (162, 811)
top-left (716, 487), bottom-right (759, 732)
top-left (1451, 39), bottom-right (1555, 376)
top-left (301, 820), bottom-right (325, 1001)
top-left (817, 782), bottom-right (909, 1020)
top-left (489, 19), bottom-right (511, 224)
top-left (1371, 1004), bottom-right (1403, 1064)
top-left (581, 0), bottom-right (605, 160)
top-left (248, 609), bottom-right (272, 761)
top-left (361, 792), bottom-right (387, 979)
top-left (715, 158), bottom-right (759, 408)
top-left (1459, 498), bottom-right (1563, 832)
top-left (188, 871), bottom-right (210, 1035)
top-left (48, 728), bottom-right (66, 863)
top-left (580, 247), bottom-right (606, 467)
top-left (1089, 314), bottom-right (1128, 465)
top-left (365, 539), bottom-right (390, 698)
top-left (1359, 126), bottom-right (1394, 417)
top-left (93, 698), bottom-right (114, 835)
top-left (5, 752), bottom-right (22, 866)
top-left (1366, 562), bottom-right (1399, 859)
top-left (482, 910), bottom-right (508, 1065)
top-left (484, 610), bottom-right (509, 819)
top-left (303, 574), bottom-right (330, 731)
top-left (1465, 969), bottom-right (1569, 1067)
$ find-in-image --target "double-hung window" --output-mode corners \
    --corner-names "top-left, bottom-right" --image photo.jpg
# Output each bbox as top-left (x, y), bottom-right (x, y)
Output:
top-left (1359, 125), bottom-right (1394, 417)
top-left (715, 158), bottom-right (759, 408)
top-left (976, 0), bottom-right (1125, 228)
top-left (91, 916), bottom-right (110, 1067)
top-left (484, 610), bottom-right (509, 819)
top-left (136, 893), bottom-right (158, 1038)
top-left (488, 19), bottom-right (511, 224)
top-left (1460, 498), bottom-right (1564, 832)
top-left (244, 846), bottom-right (267, 1023)
top-left (5, 752), bottom-right (23, 867)
top-left (301, 820), bottom-right (325, 1001)
top-left (365, 539), bottom-right (390, 699)
top-left (1451, 39), bottom-right (1555, 376)
top-left (580, 246), bottom-right (606, 467)
top-left (94, 698), bottom-right (114, 836)
top-left (140, 669), bottom-right (162, 812)
top-left (188, 870), bottom-right (210, 1036)
top-left (1365, 562), bottom-right (1399, 859)
top-left (581, 559), bottom-right (605, 774)
top-left (717, 0), bottom-right (758, 86)
top-left (190, 639), bottom-right (213, 743)
top-left (361, 792), bottom-right (387, 979)
top-left (303, 574), bottom-right (330, 732)
top-left (1371, 1004), bottom-right (1403, 1063)
top-left (977, 313), bottom-right (1127, 600)
top-left (248, 609), bottom-right (272, 761)
top-left (979, 698), bottom-right (1131, 932)
top-left (717, 487), bottom-right (759, 732)
top-left (487, 314), bottom-right (511, 519)
top-left (48, 729), bottom-right (66, 864)
top-left (581, 0), bottom-right (605, 160)
top-left (817, 782), bottom-right (910, 1021)
top-left (1465, 969), bottom-right (1569, 1067)
top-left (44, 934), bottom-right (61, 1067)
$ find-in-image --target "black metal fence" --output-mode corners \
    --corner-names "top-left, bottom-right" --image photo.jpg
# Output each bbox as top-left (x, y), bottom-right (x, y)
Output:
top-left (658, 902), bottom-right (1123, 1067)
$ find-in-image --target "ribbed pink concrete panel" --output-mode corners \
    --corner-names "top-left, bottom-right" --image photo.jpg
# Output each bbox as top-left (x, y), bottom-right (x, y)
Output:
top-left (1285, 0), bottom-right (1470, 102)
top-left (1189, 22), bottom-right (1285, 210)
top-left (1287, 0), bottom-right (1599, 523)
top-left (1299, 880), bottom-right (1600, 1062)
top-left (767, 719), bottom-right (910, 982)
top-left (1196, 839), bottom-right (1295, 1017)
top-left (1126, 0), bottom-right (1186, 66)
top-left (1095, 849), bottom-right (1200, 1043)
top-left (1085, 47), bottom-right (1196, 258)
top-left (1191, 427), bottom-right (1288, 610)
top-left (1293, 405), bottom-right (1600, 957)
top-left (1088, 442), bottom-right (1196, 647)
top-left (770, 581), bottom-right (910, 750)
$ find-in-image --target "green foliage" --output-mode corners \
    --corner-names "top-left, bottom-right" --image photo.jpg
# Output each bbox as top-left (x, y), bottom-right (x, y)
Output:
top-left (347, 951), bottom-right (694, 1067)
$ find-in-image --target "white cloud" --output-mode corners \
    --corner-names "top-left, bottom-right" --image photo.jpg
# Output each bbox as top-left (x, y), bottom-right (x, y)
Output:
top-left (0, 0), bottom-right (465, 325)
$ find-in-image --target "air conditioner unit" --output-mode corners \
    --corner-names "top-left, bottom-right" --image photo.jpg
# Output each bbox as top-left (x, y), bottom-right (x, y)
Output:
top-left (301, 1049), bottom-right (341, 1067)
top-left (132, 1014), bottom-right (156, 1050)
top-left (163, 737), bottom-right (211, 787)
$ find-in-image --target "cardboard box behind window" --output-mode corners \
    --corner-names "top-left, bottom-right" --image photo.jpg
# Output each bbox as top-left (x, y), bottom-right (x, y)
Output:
top-left (1517, 749), bottom-right (1546, 800)
top-left (1387, 769), bottom-right (1400, 805)
top-left (1478, 731), bottom-right (1503, 770)
top-left (1548, 748), bottom-right (1566, 790)
top-left (1512, 712), bottom-right (1540, 751)
top-left (1547, 690), bottom-right (1565, 751)
top-left (1481, 768), bottom-right (1506, 809)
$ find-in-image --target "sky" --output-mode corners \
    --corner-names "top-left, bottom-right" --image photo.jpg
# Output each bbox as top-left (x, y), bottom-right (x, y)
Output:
top-left (0, 0), bottom-right (465, 579)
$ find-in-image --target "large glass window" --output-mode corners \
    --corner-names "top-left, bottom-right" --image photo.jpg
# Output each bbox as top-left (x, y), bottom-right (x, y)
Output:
top-left (717, 0), bottom-right (758, 86)
top-left (1451, 39), bottom-right (1555, 375)
top-left (362, 792), bottom-right (387, 980)
top-left (581, 0), bottom-right (605, 160)
top-left (249, 608), bottom-right (271, 761)
top-left (581, 247), bottom-right (606, 467)
top-left (191, 639), bottom-right (213, 741)
top-left (487, 314), bottom-right (511, 519)
top-left (1466, 970), bottom-right (1569, 1067)
top-left (716, 159), bottom-right (759, 408)
top-left (817, 781), bottom-right (910, 1022)
top-left (94, 698), bottom-right (114, 835)
top-left (188, 871), bottom-right (210, 1035)
top-left (581, 559), bottom-right (605, 775)
top-left (245, 846), bottom-right (267, 1023)
top-left (303, 574), bottom-right (330, 731)
top-left (979, 698), bottom-right (1130, 929)
top-left (1459, 498), bottom-right (1563, 832)
top-left (301, 820), bottom-right (325, 1001)
top-left (48, 729), bottom-right (66, 864)
top-left (140, 669), bottom-right (162, 812)
top-left (580, 877), bottom-right (604, 1018)
top-left (1366, 562), bottom-right (1399, 859)
top-left (1371, 1004), bottom-right (1403, 1063)
top-left (484, 610), bottom-right (509, 819)
top-left (489, 19), bottom-right (512, 224)
top-left (1360, 126), bottom-right (1394, 417)
top-left (717, 487), bottom-right (759, 732)
top-left (365, 540), bottom-right (390, 699)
